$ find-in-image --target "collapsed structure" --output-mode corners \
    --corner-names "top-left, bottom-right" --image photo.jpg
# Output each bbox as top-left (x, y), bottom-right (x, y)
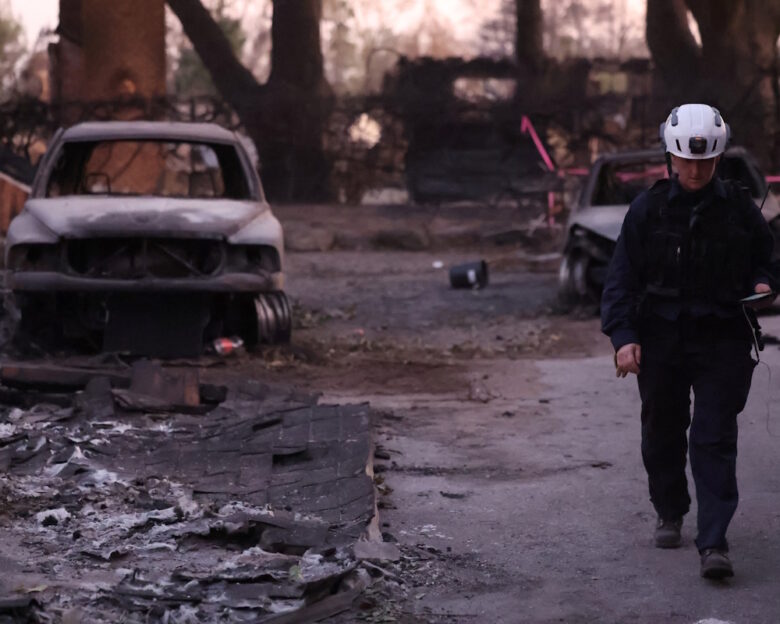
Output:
top-left (0, 360), bottom-right (379, 621)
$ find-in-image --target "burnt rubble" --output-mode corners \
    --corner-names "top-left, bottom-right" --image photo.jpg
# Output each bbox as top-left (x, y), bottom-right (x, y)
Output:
top-left (0, 360), bottom-right (378, 622)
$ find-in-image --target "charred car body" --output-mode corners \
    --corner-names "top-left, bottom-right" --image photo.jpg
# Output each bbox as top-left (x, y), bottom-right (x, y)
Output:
top-left (558, 147), bottom-right (780, 304)
top-left (5, 121), bottom-right (290, 356)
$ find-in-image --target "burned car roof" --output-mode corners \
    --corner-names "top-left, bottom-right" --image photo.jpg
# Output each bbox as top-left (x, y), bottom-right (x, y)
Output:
top-left (31, 121), bottom-right (262, 201)
top-left (59, 121), bottom-right (240, 144)
top-left (569, 146), bottom-right (775, 242)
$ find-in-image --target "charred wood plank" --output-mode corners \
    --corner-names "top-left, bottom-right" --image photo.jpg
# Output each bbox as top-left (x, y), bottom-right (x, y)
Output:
top-left (0, 363), bottom-right (129, 390)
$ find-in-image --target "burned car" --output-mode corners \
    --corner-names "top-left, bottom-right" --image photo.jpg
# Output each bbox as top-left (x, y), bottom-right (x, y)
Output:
top-left (5, 121), bottom-right (290, 356)
top-left (558, 147), bottom-right (780, 304)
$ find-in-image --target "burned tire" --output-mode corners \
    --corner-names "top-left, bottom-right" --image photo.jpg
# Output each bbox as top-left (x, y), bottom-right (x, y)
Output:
top-left (254, 291), bottom-right (292, 345)
top-left (558, 252), bottom-right (600, 311)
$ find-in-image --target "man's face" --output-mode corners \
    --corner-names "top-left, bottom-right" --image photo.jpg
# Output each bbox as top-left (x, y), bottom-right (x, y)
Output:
top-left (671, 154), bottom-right (720, 192)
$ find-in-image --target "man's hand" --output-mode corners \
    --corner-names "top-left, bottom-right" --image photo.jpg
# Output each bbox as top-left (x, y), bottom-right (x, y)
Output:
top-left (615, 343), bottom-right (641, 378)
top-left (745, 282), bottom-right (776, 310)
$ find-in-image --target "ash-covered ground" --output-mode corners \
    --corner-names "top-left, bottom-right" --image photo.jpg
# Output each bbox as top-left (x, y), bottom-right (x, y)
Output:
top-left (4, 241), bottom-right (780, 624)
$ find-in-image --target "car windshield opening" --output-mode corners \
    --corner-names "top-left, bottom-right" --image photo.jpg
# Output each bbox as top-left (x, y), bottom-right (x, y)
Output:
top-left (591, 161), bottom-right (668, 206)
top-left (46, 139), bottom-right (252, 200)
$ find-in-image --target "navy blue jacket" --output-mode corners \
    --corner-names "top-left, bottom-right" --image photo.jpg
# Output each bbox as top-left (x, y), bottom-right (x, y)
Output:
top-left (601, 176), bottom-right (775, 352)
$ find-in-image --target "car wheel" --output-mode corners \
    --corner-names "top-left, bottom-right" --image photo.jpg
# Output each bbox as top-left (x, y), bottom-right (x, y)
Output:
top-left (558, 252), bottom-right (599, 311)
top-left (254, 291), bottom-right (292, 345)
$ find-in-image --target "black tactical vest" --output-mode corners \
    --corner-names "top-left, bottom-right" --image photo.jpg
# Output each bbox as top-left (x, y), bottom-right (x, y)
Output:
top-left (643, 179), bottom-right (753, 304)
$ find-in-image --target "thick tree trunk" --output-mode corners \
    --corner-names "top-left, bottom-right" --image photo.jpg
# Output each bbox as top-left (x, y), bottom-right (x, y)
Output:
top-left (264, 0), bottom-right (332, 200)
top-left (166, 0), bottom-right (332, 201)
top-left (688, 0), bottom-right (780, 166)
top-left (646, 0), bottom-right (702, 93)
top-left (269, 0), bottom-right (326, 91)
top-left (647, 0), bottom-right (780, 167)
top-left (515, 0), bottom-right (543, 71)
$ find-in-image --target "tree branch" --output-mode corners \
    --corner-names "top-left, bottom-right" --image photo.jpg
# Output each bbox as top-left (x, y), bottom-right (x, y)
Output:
top-left (166, 0), bottom-right (259, 113)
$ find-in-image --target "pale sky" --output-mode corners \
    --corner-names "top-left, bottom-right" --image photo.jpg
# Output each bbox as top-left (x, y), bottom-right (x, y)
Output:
top-left (10, 0), bottom-right (58, 43)
top-left (9, 0), bottom-right (647, 49)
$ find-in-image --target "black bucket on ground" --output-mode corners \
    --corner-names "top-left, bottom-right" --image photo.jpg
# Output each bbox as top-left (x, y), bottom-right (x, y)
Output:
top-left (449, 260), bottom-right (489, 289)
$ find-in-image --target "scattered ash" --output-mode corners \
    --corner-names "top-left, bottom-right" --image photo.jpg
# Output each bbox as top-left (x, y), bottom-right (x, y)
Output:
top-left (0, 373), bottom-right (379, 623)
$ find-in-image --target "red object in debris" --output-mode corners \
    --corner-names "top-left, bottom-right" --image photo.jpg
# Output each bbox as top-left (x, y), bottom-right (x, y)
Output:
top-left (520, 115), bottom-right (556, 173)
top-left (212, 336), bottom-right (244, 356)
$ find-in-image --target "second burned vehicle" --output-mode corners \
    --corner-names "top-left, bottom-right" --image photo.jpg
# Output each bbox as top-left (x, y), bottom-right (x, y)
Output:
top-left (5, 121), bottom-right (290, 356)
top-left (558, 147), bottom-right (780, 305)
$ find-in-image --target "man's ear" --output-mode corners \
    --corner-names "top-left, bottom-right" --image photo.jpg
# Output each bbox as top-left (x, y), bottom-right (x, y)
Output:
top-left (711, 155), bottom-right (721, 176)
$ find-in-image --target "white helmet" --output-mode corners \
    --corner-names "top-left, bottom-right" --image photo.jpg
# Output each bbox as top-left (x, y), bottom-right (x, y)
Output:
top-left (660, 103), bottom-right (730, 159)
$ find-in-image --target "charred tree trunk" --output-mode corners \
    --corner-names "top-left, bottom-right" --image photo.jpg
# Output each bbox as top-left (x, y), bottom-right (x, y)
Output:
top-left (167, 0), bottom-right (332, 201)
top-left (269, 0), bottom-right (326, 91)
top-left (647, 0), bottom-right (780, 167)
top-left (687, 0), bottom-right (780, 167)
top-left (515, 0), bottom-right (543, 71)
top-left (264, 0), bottom-right (333, 201)
top-left (646, 0), bottom-right (702, 93)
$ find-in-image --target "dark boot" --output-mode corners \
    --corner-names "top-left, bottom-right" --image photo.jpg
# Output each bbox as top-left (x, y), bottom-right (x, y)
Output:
top-left (654, 516), bottom-right (683, 549)
top-left (700, 549), bottom-right (734, 579)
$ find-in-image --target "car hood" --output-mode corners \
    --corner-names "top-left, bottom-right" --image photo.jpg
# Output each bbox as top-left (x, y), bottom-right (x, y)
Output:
top-left (571, 192), bottom-right (780, 242)
top-left (23, 197), bottom-right (267, 239)
top-left (568, 205), bottom-right (628, 242)
top-left (761, 192), bottom-right (780, 222)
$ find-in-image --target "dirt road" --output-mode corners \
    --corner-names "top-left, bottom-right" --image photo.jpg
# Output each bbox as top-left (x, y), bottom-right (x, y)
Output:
top-left (266, 248), bottom-right (780, 624)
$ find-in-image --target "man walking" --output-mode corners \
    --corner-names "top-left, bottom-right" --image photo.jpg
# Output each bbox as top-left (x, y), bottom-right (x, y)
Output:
top-left (601, 103), bottom-right (775, 579)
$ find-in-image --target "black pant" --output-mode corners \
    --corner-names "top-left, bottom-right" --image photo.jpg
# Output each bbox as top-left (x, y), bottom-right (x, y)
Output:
top-left (637, 315), bottom-right (756, 552)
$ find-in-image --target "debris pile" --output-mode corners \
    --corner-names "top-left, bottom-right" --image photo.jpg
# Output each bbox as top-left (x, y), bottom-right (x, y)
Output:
top-left (0, 360), bottom-right (378, 622)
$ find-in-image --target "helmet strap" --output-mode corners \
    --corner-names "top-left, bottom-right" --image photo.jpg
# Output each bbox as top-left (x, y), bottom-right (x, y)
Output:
top-left (665, 152), bottom-right (673, 178)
